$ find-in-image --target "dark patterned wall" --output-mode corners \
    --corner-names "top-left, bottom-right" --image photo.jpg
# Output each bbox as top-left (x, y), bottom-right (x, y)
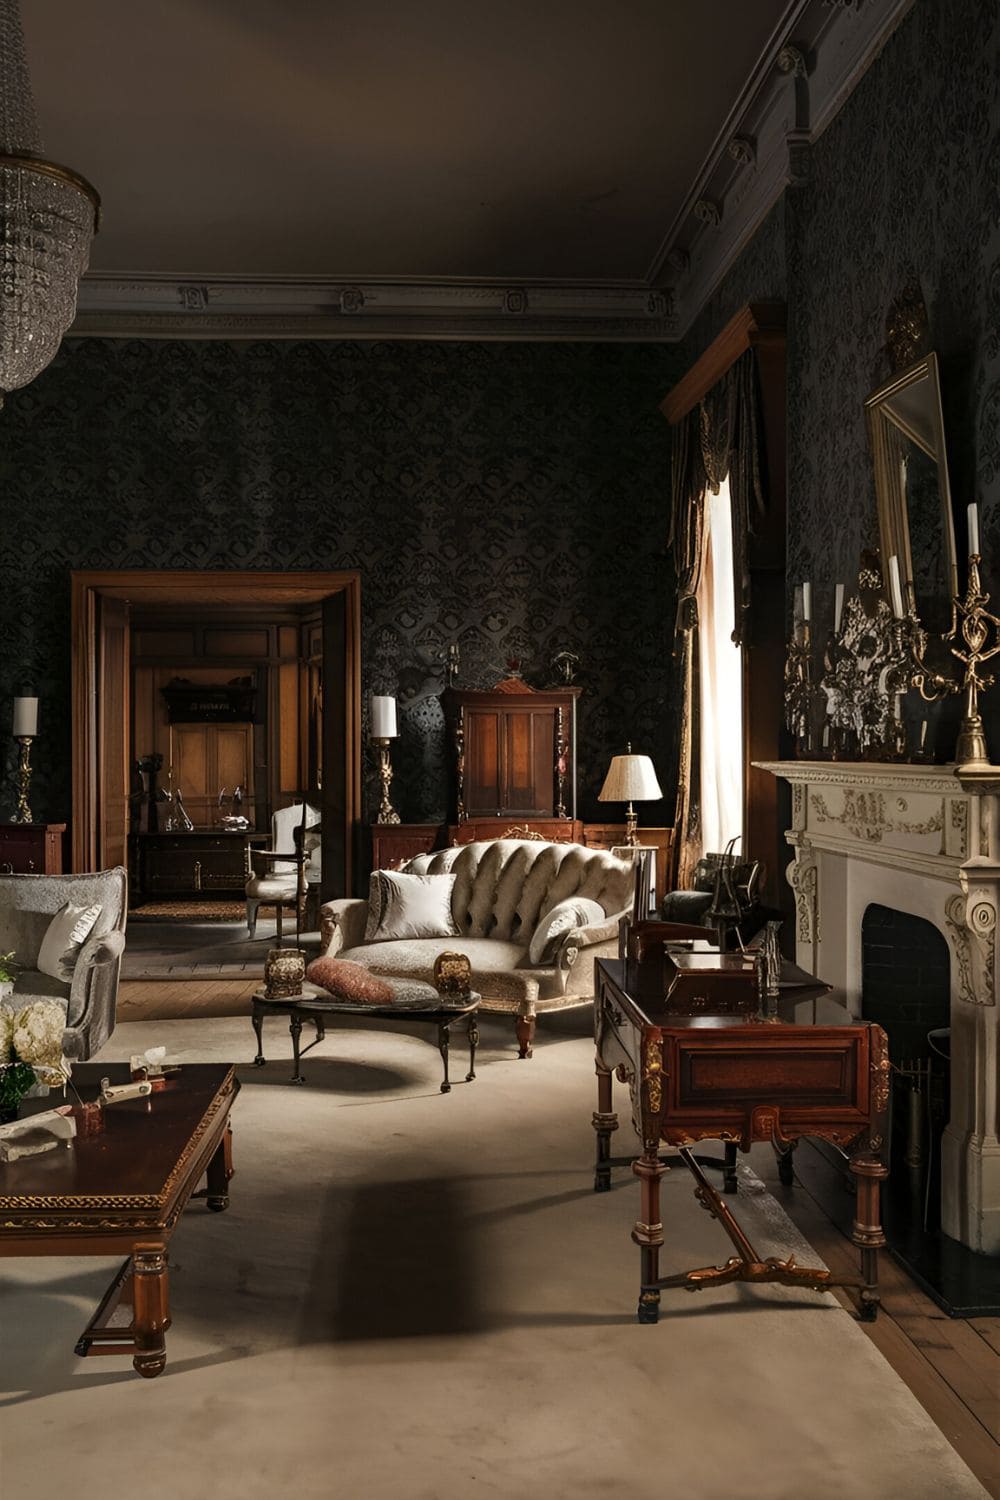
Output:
top-left (0, 338), bottom-right (683, 830)
top-left (676, 0), bottom-right (1000, 756)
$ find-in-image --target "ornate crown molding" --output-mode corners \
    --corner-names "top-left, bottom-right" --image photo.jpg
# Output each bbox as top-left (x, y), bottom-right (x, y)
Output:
top-left (66, 0), bottom-right (914, 343)
top-left (71, 274), bottom-right (678, 343)
top-left (647, 0), bottom-right (916, 339)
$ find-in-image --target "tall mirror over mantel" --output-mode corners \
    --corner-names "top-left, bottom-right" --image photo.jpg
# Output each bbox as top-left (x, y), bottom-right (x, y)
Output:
top-left (866, 350), bottom-right (957, 635)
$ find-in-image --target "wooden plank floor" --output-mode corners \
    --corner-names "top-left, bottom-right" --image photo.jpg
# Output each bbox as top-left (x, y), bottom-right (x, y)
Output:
top-left (755, 1145), bottom-right (1000, 1498)
top-left (114, 980), bottom-right (1000, 1494)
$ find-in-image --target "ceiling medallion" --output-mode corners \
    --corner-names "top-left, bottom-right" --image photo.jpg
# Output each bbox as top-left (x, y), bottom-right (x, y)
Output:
top-left (0, 0), bottom-right (100, 406)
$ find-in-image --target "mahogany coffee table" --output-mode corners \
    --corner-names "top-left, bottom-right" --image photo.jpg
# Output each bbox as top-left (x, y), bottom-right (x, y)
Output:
top-left (0, 1062), bottom-right (238, 1378)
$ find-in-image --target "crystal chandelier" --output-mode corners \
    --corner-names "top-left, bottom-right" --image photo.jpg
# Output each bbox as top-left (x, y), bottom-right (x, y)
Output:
top-left (0, 0), bottom-right (99, 406)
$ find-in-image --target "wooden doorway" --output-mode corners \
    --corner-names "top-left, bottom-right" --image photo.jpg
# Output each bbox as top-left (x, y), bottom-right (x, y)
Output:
top-left (71, 570), bottom-right (362, 897)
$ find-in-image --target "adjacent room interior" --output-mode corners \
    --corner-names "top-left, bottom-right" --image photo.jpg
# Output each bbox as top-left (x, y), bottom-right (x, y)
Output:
top-left (1, 1), bottom-right (998, 1496)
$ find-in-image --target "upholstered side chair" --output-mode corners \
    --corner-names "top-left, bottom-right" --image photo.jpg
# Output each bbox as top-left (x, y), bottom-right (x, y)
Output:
top-left (246, 802), bottom-right (321, 941)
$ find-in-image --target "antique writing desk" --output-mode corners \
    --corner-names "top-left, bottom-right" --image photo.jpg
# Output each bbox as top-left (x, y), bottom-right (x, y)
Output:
top-left (593, 957), bottom-right (889, 1324)
top-left (0, 1063), bottom-right (238, 1378)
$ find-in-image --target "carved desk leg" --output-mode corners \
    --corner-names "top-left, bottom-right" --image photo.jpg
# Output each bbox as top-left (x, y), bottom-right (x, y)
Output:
top-left (205, 1125), bottom-right (234, 1212)
top-left (131, 1242), bottom-right (171, 1378)
top-left (592, 1060), bottom-right (619, 1193)
top-left (632, 1149), bottom-right (666, 1324)
top-left (850, 1150), bottom-right (888, 1321)
top-left (774, 1138), bottom-right (798, 1187)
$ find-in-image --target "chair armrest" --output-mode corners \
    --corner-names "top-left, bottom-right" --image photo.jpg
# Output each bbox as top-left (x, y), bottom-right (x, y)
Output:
top-left (64, 928), bottom-right (126, 1051)
top-left (550, 907), bottom-right (627, 971)
top-left (318, 898), bottom-right (369, 956)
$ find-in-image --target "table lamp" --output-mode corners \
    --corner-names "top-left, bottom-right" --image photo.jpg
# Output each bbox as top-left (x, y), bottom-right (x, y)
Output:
top-left (11, 695), bottom-right (38, 824)
top-left (598, 743), bottom-right (662, 846)
top-left (371, 694), bottom-right (400, 825)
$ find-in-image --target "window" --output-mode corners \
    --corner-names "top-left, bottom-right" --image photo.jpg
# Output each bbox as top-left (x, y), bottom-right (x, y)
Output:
top-left (696, 476), bottom-right (744, 853)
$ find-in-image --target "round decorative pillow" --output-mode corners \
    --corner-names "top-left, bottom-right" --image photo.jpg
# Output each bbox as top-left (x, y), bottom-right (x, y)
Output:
top-left (305, 957), bottom-right (395, 1005)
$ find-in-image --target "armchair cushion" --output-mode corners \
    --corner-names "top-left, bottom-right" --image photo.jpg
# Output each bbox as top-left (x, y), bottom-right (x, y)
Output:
top-left (36, 901), bottom-right (102, 982)
top-left (528, 896), bottom-right (607, 966)
top-left (364, 871), bottom-right (460, 943)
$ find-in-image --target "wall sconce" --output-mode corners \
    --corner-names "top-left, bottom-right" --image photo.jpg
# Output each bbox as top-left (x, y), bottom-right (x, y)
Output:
top-left (371, 694), bottom-right (400, 825)
top-left (597, 743), bottom-right (662, 845)
top-left (11, 695), bottom-right (38, 825)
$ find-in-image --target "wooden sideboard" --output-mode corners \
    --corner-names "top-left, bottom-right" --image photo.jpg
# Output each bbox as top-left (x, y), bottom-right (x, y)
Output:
top-left (132, 831), bottom-right (267, 901)
top-left (0, 822), bottom-right (66, 874)
top-left (369, 823), bottom-right (445, 872)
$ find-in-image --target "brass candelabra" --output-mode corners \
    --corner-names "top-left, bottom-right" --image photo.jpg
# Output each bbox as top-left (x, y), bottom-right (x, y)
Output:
top-left (784, 622), bottom-right (813, 753)
top-left (11, 736), bottom-right (34, 824)
top-left (375, 737), bottom-right (400, 825)
top-left (891, 552), bottom-right (1000, 770)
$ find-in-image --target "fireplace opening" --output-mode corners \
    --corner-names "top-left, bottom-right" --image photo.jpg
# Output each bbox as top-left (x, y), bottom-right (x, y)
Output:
top-left (861, 902), bottom-right (950, 1230)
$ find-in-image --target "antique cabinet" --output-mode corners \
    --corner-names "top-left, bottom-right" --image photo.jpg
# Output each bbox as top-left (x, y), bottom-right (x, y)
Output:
top-left (133, 830), bottom-right (266, 900)
top-left (443, 677), bottom-right (580, 826)
top-left (0, 823), bottom-right (66, 874)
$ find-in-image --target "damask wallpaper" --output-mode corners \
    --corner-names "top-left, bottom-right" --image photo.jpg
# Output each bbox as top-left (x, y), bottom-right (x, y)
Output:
top-left (678, 0), bottom-right (1000, 758)
top-left (0, 338), bottom-right (682, 829)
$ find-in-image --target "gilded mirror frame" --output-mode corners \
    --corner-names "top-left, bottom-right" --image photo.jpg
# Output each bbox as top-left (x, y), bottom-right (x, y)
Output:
top-left (865, 350), bottom-right (957, 619)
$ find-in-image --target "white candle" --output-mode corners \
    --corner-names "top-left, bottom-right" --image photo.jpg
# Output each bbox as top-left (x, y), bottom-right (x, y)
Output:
top-left (822, 723), bottom-right (830, 748)
top-left (888, 555), bottom-right (904, 618)
top-left (968, 502), bottom-right (981, 556)
top-left (894, 693), bottom-right (902, 720)
top-left (834, 583), bottom-right (844, 634)
top-left (920, 719), bottom-right (928, 749)
top-left (12, 697), bottom-right (38, 737)
top-left (802, 581), bottom-right (812, 623)
top-left (370, 695), bottom-right (397, 739)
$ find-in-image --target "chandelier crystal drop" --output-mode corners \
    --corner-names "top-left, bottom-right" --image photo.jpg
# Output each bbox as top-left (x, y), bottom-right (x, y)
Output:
top-left (0, 0), bottom-right (99, 406)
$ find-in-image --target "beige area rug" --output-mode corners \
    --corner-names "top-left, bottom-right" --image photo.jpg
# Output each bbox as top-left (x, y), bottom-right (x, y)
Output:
top-left (0, 1016), bottom-right (988, 1500)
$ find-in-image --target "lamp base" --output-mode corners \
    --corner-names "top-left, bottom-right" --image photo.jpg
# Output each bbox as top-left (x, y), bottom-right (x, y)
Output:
top-left (11, 737), bottom-right (33, 825)
top-left (624, 804), bottom-right (639, 847)
top-left (375, 738), bottom-right (401, 825)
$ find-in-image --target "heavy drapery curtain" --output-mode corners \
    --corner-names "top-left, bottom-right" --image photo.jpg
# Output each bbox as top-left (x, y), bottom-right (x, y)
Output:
top-left (669, 347), bottom-right (766, 888)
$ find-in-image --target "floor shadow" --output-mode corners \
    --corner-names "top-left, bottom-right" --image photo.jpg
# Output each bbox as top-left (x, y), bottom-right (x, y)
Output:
top-left (303, 1176), bottom-right (493, 1342)
top-left (237, 1059), bottom-right (414, 1094)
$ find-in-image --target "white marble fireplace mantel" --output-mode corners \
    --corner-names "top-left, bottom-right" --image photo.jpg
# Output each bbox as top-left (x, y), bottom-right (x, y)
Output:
top-left (758, 759), bottom-right (1000, 1256)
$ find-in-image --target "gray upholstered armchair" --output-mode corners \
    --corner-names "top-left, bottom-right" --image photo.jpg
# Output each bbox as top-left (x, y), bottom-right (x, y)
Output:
top-left (0, 867), bottom-right (128, 1061)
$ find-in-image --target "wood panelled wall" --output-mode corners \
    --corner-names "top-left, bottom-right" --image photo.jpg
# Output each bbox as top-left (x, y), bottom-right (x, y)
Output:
top-left (131, 607), bottom-right (322, 834)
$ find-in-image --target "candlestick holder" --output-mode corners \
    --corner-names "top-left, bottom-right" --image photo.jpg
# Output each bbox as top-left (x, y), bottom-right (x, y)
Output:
top-left (945, 554), bottom-right (1000, 770)
top-left (375, 737), bottom-right (400, 825)
top-left (784, 622), bottom-right (813, 754)
top-left (11, 736), bottom-right (34, 824)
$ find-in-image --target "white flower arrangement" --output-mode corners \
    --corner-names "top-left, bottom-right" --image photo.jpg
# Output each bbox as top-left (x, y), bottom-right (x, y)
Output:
top-left (0, 998), bottom-right (69, 1091)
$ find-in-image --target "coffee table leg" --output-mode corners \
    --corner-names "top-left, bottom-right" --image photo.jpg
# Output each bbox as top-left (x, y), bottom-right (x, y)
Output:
top-left (252, 1004), bottom-right (266, 1066)
top-left (466, 1014), bottom-right (479, 1082)
top-left (438, 1021), bottom-right (451, 1093)
top-left (206, 1125), bottom-right (234, 1212)
top-left (132, 1244), bottom-right (170, 1378)
top-left (289, 1012), bottom-right (305, 1084)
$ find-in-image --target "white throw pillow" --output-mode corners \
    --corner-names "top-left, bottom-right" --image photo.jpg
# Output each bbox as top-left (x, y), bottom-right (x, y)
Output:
top-left (529, 897), bottom-right (607, 967)
top-left (364, 871), bottom-right (460, 942)
top-left (36, 902), bottom-right (103, 983)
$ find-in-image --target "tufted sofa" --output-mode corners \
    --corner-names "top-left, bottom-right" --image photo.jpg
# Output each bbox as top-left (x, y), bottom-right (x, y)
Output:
top-left (0, 868), bottom-right (128, 1061)
top-left (319, 839), bottom-right (635, 1056)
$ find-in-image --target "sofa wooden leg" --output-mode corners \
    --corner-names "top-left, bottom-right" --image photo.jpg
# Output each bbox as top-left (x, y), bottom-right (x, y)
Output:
top-left (516, 1015), bottom-right (536, 1059)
